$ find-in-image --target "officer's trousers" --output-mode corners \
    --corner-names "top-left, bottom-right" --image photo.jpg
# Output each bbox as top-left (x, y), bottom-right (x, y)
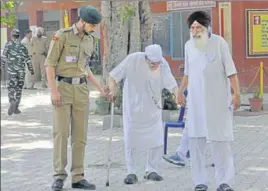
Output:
top-left (53, 81), bottom-right (89, 183)
top-left (7, 70), bottom-right (25, 104)
top-left (32, 54), bottom-right (46, 86)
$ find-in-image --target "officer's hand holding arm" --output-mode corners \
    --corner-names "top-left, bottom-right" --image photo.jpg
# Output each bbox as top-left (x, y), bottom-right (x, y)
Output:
top-left (87, 69), bottom-right (106, 96)
top-left (45, 32), bottom-right (65, 107)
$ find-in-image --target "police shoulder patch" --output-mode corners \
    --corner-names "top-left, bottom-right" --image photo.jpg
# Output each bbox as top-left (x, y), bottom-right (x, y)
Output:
top-left (52, 30), bottom-right (63, 41)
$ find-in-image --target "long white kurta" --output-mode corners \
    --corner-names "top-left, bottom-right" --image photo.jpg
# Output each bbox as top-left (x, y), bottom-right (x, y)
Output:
top-left (110, 52), bottom-right (177, 149)
top-left (185, 34), bottom-right (237, 142)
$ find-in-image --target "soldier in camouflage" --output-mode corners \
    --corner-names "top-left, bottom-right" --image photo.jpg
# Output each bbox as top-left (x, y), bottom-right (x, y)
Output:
top-left (1, 29), bottom-right (34, 115)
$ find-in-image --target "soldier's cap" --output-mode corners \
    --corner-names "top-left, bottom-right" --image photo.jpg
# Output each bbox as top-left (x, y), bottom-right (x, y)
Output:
top-left (11, 29), bottom-right (20, 36)
top-left (25, 29), bottom-right (32, 34)
top-left (79, 5), bottom-right (102, 25)
top-left (187, 11), bottom-right (211, 28)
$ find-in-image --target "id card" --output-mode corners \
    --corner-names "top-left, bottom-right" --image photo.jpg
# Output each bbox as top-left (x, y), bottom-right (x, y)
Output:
top-left (65, 56), bottom-right (77, 63)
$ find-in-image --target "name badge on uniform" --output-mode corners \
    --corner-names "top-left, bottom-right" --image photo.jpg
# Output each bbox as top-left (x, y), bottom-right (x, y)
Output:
top-left (66, 56), bottom-right (77, 63)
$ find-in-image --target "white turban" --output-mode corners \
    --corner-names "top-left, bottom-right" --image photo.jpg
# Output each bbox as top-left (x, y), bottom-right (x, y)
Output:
top-left (36, 27), bottom-right (44, 34)
top-left (145, 44), bottom-right (163, 63)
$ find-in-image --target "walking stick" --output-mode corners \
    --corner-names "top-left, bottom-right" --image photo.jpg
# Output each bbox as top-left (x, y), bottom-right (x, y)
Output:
top-left (105, 101), bottom-right (115, 187)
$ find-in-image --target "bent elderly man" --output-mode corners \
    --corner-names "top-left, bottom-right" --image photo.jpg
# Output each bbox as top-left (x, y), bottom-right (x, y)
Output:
top-left (178, 11), bottom-right (241, 191)
top-left (108, 44), bottom-right (178, 184)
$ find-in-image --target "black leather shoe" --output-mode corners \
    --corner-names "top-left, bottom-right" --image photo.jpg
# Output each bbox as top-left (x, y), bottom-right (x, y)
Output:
top-left (8, 101), bottom-right (16, 116)
top-left (52, 179), bottom-right (64, 191)
top-left (72, 179), bottom-right (96, 190)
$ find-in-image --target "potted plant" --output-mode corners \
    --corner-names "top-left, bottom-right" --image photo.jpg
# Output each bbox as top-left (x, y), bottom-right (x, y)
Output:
top-left (95, 96), bottom-right (110, 115)
top-left (248, 90), bottom-right (263, 112)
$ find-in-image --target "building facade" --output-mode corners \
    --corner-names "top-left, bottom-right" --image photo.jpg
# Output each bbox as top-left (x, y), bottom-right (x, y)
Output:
top-left (1, 1), bottom-right (267, 91)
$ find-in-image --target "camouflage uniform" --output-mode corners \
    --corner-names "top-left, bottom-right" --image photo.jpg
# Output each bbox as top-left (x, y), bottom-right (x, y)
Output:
top-left (1, 29), bottom-right (34, 115)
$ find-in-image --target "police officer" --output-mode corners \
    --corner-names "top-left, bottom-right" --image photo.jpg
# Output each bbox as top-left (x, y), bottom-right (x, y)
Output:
top-left (45, 5), bottom-right (105, 191)
top-left (1, 29), bottom-right (34, 115)
top-left (30, 27), bottom-right (49, 88)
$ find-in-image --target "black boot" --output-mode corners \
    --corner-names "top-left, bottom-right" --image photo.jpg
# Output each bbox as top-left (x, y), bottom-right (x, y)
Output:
top-left (8, 100), bottom-right (16, 116)
top-left (52, 179), bottom-right (64, 191)
top-left (124, 174), bottom-right (138, 184)
top-left (72, 179), bottom-right (96, 190)
top-left (14, 102), bottom-right (21, 114)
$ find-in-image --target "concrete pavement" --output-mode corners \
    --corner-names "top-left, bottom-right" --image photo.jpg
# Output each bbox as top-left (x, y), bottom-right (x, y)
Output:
top-left (1, 88), bottom-right (268, 191)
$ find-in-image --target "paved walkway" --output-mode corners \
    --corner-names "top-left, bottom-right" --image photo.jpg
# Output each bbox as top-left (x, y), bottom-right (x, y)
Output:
top-left (1, 88), bottom-right (268, 191)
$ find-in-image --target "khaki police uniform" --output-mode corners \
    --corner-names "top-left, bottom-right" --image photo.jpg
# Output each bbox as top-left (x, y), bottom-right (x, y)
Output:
top-left (45, 24), bottom-right (95, 183)
top-left (30, 36), bottom-right (49, 87)
top-left (21, 37), bottom-right (33, 88)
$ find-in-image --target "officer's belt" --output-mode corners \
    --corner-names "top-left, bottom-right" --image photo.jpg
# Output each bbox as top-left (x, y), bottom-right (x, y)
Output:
top-left (56, 76), bottom-right (87, 85)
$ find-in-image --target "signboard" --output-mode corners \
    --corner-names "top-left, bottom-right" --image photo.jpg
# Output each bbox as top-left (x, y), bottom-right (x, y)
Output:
top-left (167, 1), bottom-right (216, 11)
top-left (246, 9), bottom-right (268, 58)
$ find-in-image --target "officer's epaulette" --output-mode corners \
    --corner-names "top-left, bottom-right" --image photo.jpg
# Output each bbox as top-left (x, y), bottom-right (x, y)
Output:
top-left (61, 27), bottom-right (73, 33)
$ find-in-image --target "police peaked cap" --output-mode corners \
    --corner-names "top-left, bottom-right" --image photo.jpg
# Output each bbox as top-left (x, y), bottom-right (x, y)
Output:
top-left (25, 29), bottom-right (32, 34)
top-left (79, 5), bottom-right (102, 24)
top-left (187, 11), bottom-right (211, 28)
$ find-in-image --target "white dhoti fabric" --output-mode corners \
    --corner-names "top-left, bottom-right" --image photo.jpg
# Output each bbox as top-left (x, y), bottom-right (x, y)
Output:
top-left (125, 146), bottom-right (162, 174)
top-left (189, 138), bottom-right (234, 187)
top-left (176, 126), bottom-right (189, 157)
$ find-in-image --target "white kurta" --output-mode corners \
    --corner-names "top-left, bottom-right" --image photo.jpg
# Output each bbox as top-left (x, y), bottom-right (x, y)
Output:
top-left (185, 34), bottom-right (237, 142)
top-left (110, 52), bottom-right (177, 149)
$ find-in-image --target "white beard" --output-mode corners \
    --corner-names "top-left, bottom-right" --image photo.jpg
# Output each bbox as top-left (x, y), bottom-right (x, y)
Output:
top-left (148, 66), bottom-right (160, 77)
top-left (191, 30), bottom-right (209, 51)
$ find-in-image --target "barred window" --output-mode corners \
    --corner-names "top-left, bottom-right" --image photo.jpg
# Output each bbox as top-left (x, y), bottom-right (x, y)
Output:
top-left (171, 9), bottom-right (212, 59)
top-left (152, 13), bottom-right (171, 56)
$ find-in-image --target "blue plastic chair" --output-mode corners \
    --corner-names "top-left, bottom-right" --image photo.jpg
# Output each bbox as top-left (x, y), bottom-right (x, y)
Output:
top-left (163, 90), bottom-right (187, 155)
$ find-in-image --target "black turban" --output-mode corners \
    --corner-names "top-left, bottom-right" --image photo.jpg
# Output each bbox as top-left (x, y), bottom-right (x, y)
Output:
top-left (187, 11), bottom-right (211, 28)
top-left (79, 5), bottom-right (102, 25)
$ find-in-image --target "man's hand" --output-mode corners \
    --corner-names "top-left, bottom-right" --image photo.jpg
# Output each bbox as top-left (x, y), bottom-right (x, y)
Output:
top-left (30, 71), bottom-right (34, 75)
top-left (99, 87), bottom-right (107, 97)
top-left (107, 89), bottom-right (116, 103)
top-left (177, 92), bottom-right (186, 106)
top-left (51, 88), bottom-right (61, 107)
top-left (231, 94), bottom-right (240, 111)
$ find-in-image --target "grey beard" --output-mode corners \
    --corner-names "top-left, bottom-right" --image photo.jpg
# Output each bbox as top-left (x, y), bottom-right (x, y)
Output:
top-left (193, 35), bottom-right (208, 51)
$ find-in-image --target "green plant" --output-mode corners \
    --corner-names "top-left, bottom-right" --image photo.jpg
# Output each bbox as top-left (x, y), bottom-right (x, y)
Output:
top-left (119, 3), bottom-right (136, 24)
top-left (252, 89), bottom-right (262, 99)
top-left (95, 96), bottom-right (110, 115)
top-left (162, 88), bottom-right (178, 110)
top-left (0, 0), bottom-right (22, 28)
top-left (95, 96), bottom-right (109, 105)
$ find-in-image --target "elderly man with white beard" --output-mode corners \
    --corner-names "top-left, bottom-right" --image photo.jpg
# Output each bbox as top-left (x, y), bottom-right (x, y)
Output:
top-left (177, 11), bottom-right (241, 191)
top-left (108, 44), bottom-right (178, 184)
